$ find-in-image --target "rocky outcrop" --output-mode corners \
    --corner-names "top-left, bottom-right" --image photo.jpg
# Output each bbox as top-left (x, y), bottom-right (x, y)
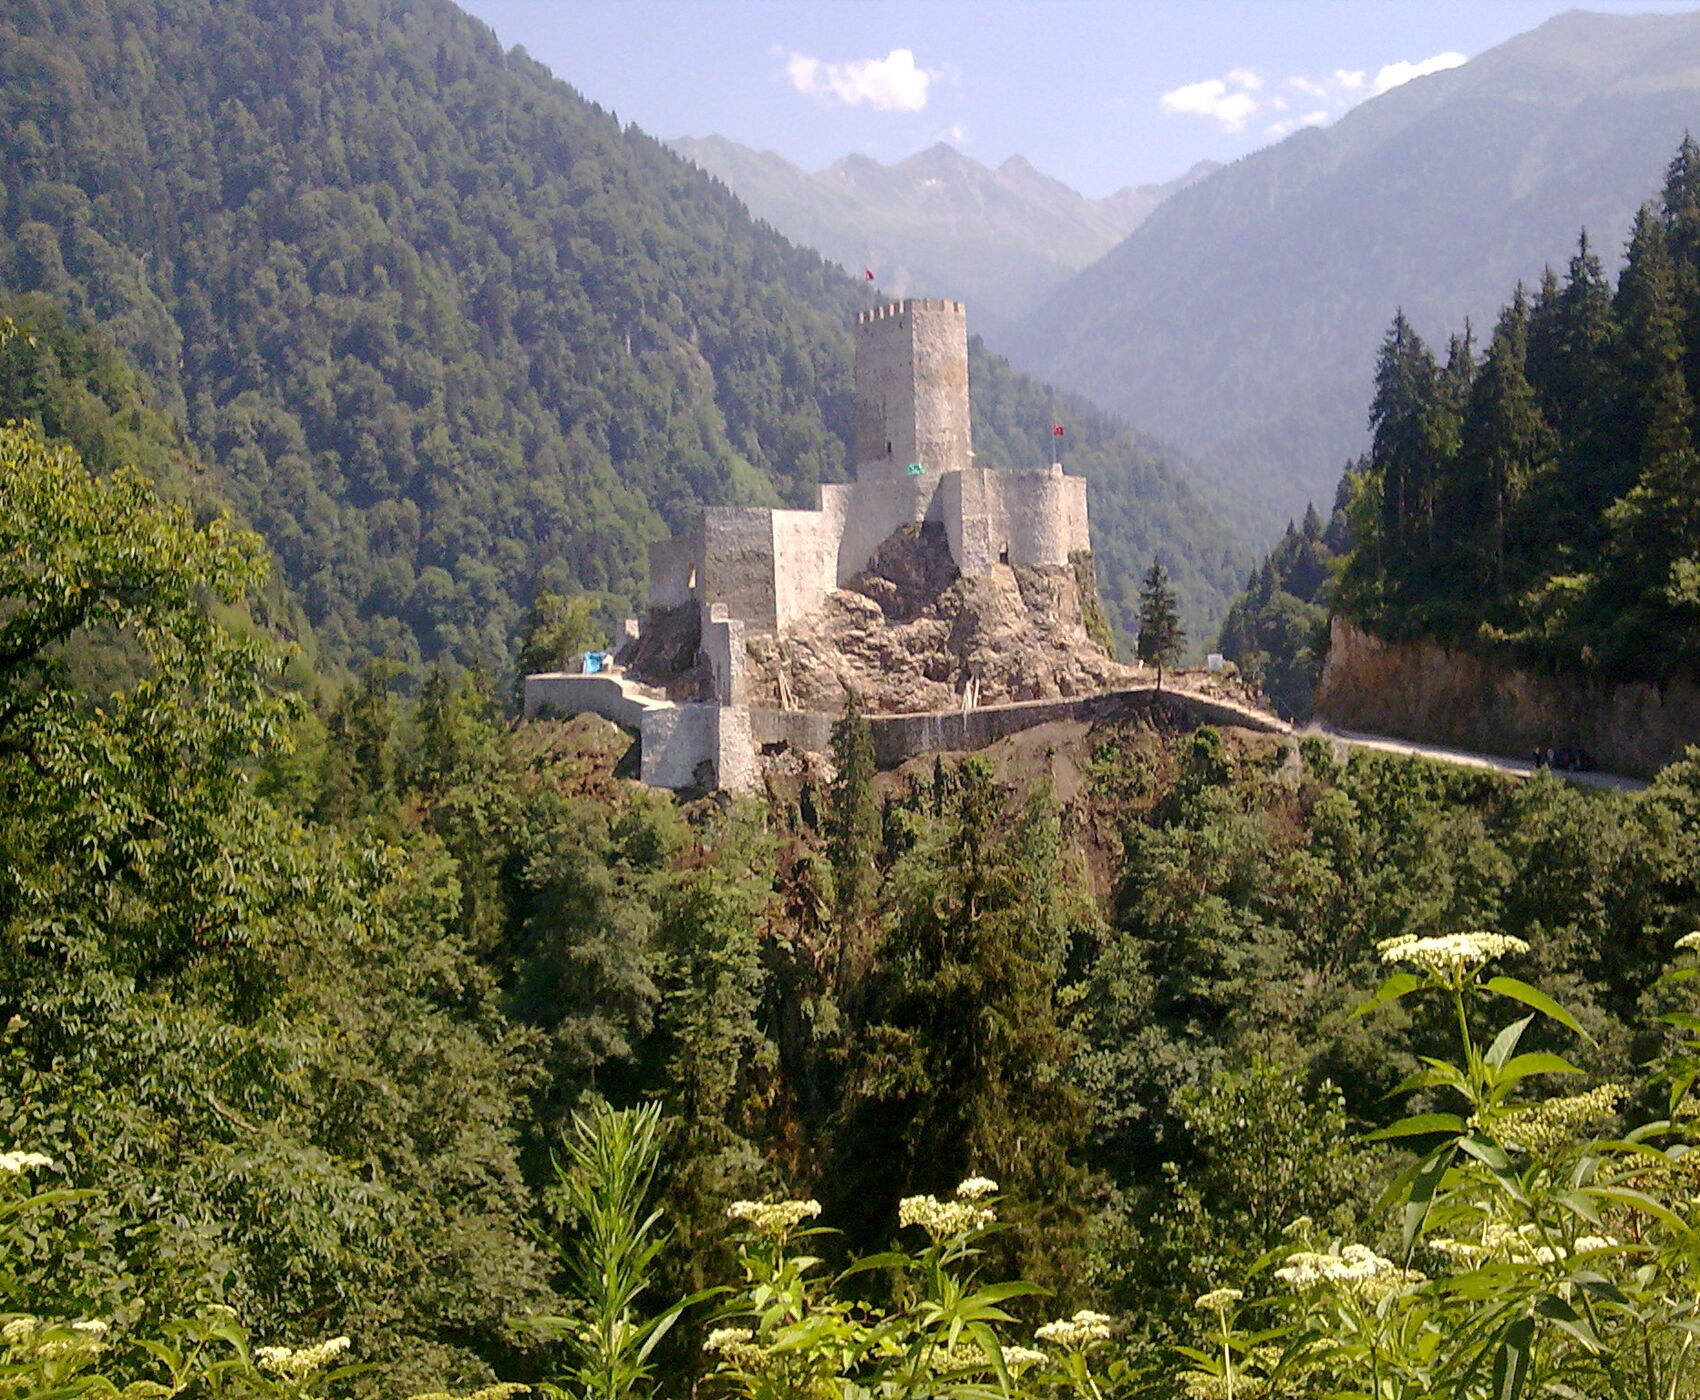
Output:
top-left (741, 524), bottom-right (1135, 713)
top-left (1315, 618), bottom-right (1700, 779)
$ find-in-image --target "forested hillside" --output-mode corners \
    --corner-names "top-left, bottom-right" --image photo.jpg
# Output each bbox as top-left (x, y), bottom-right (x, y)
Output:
top-left (0, 0), bottom-right (1245, 667)
top-left (1336, 137), bottom-right (1700, 684)
top-left (1011, 9), bottom-right (1700, 526)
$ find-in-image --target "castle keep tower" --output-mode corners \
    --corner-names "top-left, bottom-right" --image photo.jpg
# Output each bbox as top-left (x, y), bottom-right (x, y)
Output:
top-left (851, 299), bottom-right (972, 479)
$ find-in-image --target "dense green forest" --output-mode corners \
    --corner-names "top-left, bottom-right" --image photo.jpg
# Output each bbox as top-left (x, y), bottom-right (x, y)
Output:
top-left (1213, 496), bottom-right (1346, 719)
top-left (1335, 138), bottom-right (1700, 682)
top-left (0, 0), bottom-right (1245, 666)
top-left (10, 292), bottom-right (1700, 1396)
top-left (1216, 137), bottom-right (1700, 715)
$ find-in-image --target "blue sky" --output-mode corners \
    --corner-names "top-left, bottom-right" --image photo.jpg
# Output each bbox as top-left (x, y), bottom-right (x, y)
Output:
top-left (457, 2), bottom-right (1700, 195)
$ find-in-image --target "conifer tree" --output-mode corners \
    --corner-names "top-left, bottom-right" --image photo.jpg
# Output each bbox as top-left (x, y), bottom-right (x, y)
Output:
top-left (827, 688), bottom-right (880, 983)
top-left (1368, 312), bottom-right (1444, 593)
top-left (1458, 289), bottom-right (1556, 595)
top-left (1137, 558), bottom-right (1186, 689)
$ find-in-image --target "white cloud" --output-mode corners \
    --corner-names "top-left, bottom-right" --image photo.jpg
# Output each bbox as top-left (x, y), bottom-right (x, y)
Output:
top-left (938, 122), bottom-right (969, 143)
top-left (1159, 70), bottom-right (1263, 132)
top-left (1373, 51), bottom-right (1466, 94)
top-left (783, 47), bottom-right (936, 112)
top-left (1164, 49), bottom-right (1469, 139)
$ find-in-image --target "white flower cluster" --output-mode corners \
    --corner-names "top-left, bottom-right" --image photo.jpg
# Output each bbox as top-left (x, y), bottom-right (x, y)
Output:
top-left (1275, 1244), bottom-right (1423, 1298)
top-left (1194, 1287), bottom-right (1243, 1312)
top-left (408, 1385), bottom-right (530, 1400)
top-left (701, 1326), bottom-right (765, 1369)
top-left (1183, 1371), bottom-right (1273, 1400)
top-left (898, 1194), bottom-right (994, 1240)
top-left (1000, 1346), bottom-right (1047, 1372)
top-left (1431, 1223), bottom-right (1619, 1269)
top-left (1676, 930), bottom-right (1700, 951)
top-left (1034, 1310), bottom-right (1113, 1350)
top-left (254, 1336), bottom-right (351, 1379)
top-left (724, 1198), bottom-right (822, 1235)
top-left (955, 1175), bottom-right (999, 1201)
top-left (1498, 1084), bottom-right (1626, 1156)
top-left (1, 1317), bottom-right (108, 1360)
top-left (1377, 932), bottom-right (1529, 978)
top-left (0, 1151), bottom-right (55, 1175)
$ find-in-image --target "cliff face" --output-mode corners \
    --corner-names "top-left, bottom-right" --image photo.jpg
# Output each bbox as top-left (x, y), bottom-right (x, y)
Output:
top-left (1315, 618), bottom-right (1700, 778)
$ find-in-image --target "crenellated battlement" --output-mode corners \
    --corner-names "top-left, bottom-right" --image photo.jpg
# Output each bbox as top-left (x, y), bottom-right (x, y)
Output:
top-left (855, 298), bottom-right (966, 325)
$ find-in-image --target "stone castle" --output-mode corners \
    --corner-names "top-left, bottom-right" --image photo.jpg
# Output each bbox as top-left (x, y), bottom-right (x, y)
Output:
top-left (525, 298), bottom-right (1103, 789)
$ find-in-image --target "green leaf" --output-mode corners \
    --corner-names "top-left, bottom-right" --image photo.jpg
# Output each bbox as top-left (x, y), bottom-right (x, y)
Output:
top-left (1403, 1143), bottom-right (1454, 1249)
top-left (1366, 1112), bottom-right (1466, 1141)
top-left (1491, 1314), bottom-right (1535, 1400)
top-left (1351, 971), bottom-right (1424, 1019)
top-left (1483, 977), bottom-right (1590, 1041)
top-left (1494, 1052), bottom-right (1583, 1087)
top-left (1485, 1015), bottom-right (1533, 1072)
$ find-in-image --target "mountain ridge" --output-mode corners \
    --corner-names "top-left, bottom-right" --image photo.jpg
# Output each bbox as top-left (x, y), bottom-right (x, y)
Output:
top-left (1009, 7), bottom-right (1700, 526)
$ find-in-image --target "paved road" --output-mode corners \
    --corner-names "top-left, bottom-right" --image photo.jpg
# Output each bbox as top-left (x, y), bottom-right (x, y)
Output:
top-left (1298, 721), bottom-right (1649, 793)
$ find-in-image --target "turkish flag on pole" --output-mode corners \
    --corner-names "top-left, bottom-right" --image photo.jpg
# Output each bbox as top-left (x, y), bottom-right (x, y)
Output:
top-left (864, 268), bottom-right (875, 281)
top-left (1052, 424), bottom-right (1065, 436)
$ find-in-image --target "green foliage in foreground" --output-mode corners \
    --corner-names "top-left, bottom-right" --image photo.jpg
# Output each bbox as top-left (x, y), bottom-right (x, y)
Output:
top-left (10, 394), bottom-right (1700, 1399)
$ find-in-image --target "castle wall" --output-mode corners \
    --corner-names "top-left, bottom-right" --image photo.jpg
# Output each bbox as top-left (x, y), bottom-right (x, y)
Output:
top-left (648, 533), bottom-right (700, 610)
top-left (852, 300), bottom-right (971, 479)
top-left (700, 604), bottom-right (748, 704)
top-left (771, 507), bottom-right (843, 629)
top-left (831, 474), bottom-right (943, 584)
top-left (699, 508), bottom-right (778, 631)
top-left (938, 467), bottom-right (1090, 574)
top-left (523, 672), bottom-right (668, 728)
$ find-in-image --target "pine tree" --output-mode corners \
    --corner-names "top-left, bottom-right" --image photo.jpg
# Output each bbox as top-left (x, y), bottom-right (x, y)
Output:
top-left (1137, 558), bottom-right (1186, 689)
top-left (1368, 312), bottom-right (1448, 596)
top-left (827, 688), bottom-right (880, 984)
top-left (1458, 289), bottom-right (1556, 595)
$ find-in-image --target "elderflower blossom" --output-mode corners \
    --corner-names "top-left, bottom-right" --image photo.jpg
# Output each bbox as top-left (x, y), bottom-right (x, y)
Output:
top-left (898, 1193), bottom-right (995, 1240)
top-left (1001, 1346), bottom-right (1047, 1372)
top-left (1498, 1084), bottom-right (1627, 1155)
top-left (1574, 1234), bottom-right (1619, 1253)
top-left (1676, 931), bottom-right (1700, 951)
top-left (0, 1151), bottom-right (55, 1175)
top-left (702, 1327), bottom-right (765, 1369)
top-left (1183, 1372), bottom-right (1273, 1400)
top-left (1034, 1310), bottom-right (1113, 1350)
top-left (1195, 1288), bottom-right (1243, 1312)
top-left (254, 1336), bottom-right (351, 1380)
top-left (8, 1319), bottom-right (109, 1360)
top-left (724, 1198), bottom-right (822, 1235)
top-left (955, 1175), bottom-right (999, 1201)
top-left (1275, 1244), bottom-right (1423, 1299)
top-left (1377, 932), bottom-right (1529, 978)
top-left (1, 1319), bottom-right (37, 1344)
top-left (407, 1387), bottom-right (529, 1400)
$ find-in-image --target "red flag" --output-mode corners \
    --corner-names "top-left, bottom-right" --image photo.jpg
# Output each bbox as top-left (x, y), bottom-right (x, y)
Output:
top-left (1051, 424), bottom-right (1065, 436)
top-left (864, 268), bottom-right (875, 281)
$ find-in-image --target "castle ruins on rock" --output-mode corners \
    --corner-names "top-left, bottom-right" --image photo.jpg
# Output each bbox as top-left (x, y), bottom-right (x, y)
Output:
top-left (524, 298), bottom-right (1133, 790)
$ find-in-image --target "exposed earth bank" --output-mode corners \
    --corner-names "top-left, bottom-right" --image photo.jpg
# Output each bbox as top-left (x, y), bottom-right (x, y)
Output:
top-left (1315, 618), bottom-right (1700, 780)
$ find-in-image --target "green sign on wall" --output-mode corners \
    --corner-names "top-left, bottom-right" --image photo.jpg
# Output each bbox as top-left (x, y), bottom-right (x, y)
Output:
top-left (906, 462), bottom-right (924, 475)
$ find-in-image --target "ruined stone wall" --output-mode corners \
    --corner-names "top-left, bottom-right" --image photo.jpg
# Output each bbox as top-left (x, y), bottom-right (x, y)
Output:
top-left (523, 673), bottom-right (668, 728)
top-left (1315, 618), bottom-right (1700, 779)
top-left (700, 604), bottom-right (748, 704)
top-left (828, 475), bottom-right (941, 585)
top-left (648, 533), bottom-right (700, 610)
top-left (771, 507), bottom-right (842, 628)
top-left (851, 300), bottom-right (971, 479)
top-left (699, 508), bottom-right (778, 631)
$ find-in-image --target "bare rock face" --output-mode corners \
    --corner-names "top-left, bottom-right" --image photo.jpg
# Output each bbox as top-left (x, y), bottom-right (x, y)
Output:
top-left (744, 525), bottom-right (1133, 713)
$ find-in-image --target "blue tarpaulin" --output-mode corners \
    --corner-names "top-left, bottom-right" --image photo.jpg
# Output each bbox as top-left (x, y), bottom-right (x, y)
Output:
top-left (582, 651), bottom-right (610, 674)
